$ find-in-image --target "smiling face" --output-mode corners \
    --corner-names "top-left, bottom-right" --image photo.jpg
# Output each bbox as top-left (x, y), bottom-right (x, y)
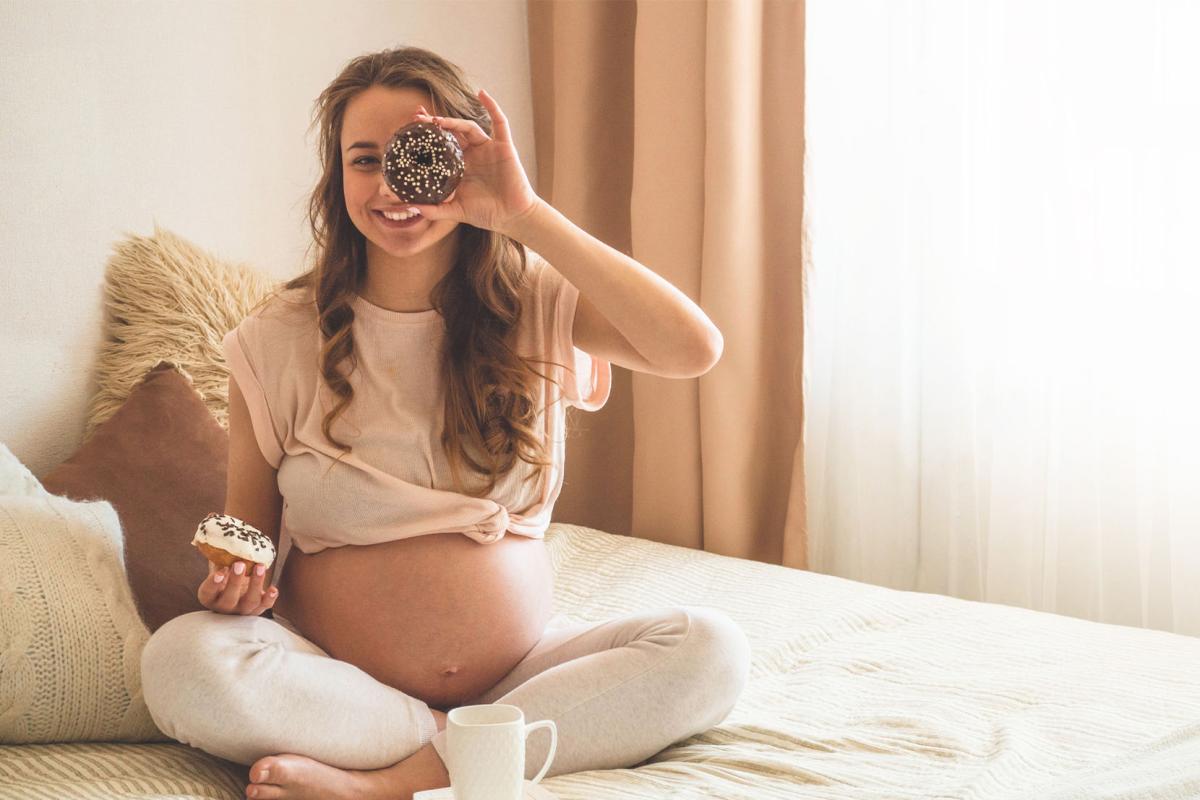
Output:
top-left (341, 84), bottom-right (460, 258)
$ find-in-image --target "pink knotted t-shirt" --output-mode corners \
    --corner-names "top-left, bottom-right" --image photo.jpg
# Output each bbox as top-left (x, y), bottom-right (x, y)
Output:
top-left (221, 250), bottom-right (611, 577)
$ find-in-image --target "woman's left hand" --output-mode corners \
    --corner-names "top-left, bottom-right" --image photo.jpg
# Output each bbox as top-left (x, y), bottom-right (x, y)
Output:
top-left (406, 88), bottom-right (542, 236)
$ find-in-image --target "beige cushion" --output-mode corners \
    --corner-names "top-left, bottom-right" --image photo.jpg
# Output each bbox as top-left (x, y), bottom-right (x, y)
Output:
top-left (86, 223), bottom-right (278, 439)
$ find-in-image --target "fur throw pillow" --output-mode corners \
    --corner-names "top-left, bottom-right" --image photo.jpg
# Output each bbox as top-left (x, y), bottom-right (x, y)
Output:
top-left (85, 224), bottom-right (278, 439)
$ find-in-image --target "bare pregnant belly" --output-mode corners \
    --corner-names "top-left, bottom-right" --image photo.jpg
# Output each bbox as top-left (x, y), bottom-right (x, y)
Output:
top-left (273, 532), bottom-right (555, 710)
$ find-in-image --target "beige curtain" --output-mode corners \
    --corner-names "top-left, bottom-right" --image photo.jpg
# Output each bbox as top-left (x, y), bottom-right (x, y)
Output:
top-left (529, 0), bottom-right (806, 569)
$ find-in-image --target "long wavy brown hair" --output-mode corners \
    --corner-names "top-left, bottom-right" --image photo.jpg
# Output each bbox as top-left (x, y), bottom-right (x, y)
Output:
top-left (255, 46), bottom-right (573, 498)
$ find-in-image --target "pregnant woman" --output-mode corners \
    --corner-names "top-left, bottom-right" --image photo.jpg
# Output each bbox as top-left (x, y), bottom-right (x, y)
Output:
top-left (140, 46), bottom-right (749, 800)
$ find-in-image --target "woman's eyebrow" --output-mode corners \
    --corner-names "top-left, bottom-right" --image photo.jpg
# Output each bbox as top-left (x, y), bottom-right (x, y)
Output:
top-left (346, 141), bottom-right (379, 152)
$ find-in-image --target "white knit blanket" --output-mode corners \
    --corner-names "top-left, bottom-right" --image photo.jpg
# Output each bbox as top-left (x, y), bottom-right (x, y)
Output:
top-left (3, 506), bottom-right (1200, 797)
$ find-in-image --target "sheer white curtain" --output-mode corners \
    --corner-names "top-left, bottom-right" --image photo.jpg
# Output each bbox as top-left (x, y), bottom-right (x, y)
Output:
top-left (804, 0), bottom-right (1200, 636)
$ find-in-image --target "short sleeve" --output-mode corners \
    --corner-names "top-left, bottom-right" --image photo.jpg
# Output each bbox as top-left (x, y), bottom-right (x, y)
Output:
top-left (222, 322), bottom-right (285, 469)
top-left (549, 270), bottom-right (612, 412)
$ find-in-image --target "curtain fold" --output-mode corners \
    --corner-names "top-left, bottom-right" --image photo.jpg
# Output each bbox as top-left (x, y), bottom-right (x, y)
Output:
top-left (528, 0), bottom-right (807, 567)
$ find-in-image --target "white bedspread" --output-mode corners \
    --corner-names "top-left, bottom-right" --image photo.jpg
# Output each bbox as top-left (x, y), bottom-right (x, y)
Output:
top-left (2, 523), bottom-right (1199, 799)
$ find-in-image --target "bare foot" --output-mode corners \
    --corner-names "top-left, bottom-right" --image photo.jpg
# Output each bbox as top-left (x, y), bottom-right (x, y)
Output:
top-left (244, 753), bottom-right (382, 799)
top-left (245, 711), bottom-right (450, 799)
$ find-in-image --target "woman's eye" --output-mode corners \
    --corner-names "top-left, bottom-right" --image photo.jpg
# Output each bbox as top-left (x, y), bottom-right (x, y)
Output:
top-left (352, 157), bottom-right (379, 167)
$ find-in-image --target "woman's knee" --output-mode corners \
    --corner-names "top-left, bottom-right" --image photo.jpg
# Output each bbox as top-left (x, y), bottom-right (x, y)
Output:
top-left (140, 611), bottom-right (267, 732)
top-left (142, 610), bottom-right (251, 676)
top-left (675, 606), bottom-right (751, 722)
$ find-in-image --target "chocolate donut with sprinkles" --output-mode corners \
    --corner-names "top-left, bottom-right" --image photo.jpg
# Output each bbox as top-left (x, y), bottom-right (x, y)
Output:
top-left (191, 511), bottom-right (276, 573)
top-left (382, 120), bottom-right (465, 205)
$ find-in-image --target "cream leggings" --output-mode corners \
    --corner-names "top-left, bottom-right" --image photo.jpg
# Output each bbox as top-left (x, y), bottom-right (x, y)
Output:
top-left (140, 604), bottom-right (750, 781)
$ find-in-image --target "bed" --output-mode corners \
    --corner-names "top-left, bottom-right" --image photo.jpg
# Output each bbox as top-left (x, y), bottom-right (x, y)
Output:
top-left (4, 226), bottom-right (1200, 799)
top-left (3, 516), bottom-right (1200, 799)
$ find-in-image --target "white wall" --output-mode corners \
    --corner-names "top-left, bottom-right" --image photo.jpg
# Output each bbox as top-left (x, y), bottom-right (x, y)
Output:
top-left (0, 0), bottom-right (537, 476)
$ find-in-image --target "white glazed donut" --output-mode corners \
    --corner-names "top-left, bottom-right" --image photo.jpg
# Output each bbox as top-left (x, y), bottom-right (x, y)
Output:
top-left (191, 512), bottom-right (276, 571)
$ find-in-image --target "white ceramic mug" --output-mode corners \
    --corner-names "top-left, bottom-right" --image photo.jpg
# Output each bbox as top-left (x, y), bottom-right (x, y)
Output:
top-left (446, 704), bottom-right (557, 800)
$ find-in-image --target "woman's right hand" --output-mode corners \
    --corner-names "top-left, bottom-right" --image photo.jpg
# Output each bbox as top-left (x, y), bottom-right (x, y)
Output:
top-left (197, 560), bottom-right (279, 615)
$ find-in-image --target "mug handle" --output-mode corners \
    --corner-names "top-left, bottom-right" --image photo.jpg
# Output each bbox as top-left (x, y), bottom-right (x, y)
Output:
top-left (523, 719), bottom-right (557, 784)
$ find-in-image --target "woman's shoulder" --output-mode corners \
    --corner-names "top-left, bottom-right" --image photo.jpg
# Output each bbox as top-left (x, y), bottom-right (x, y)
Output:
top-left (521, 245), bottom-right (549, 275)
top-left (234, 284), bottom-right (320, 352)
top-left (247, 284), bottom-right (318, 325)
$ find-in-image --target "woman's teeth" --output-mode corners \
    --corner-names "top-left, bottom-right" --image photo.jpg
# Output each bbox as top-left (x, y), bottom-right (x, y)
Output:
top-left (380, 209), bottom-right (420, 221)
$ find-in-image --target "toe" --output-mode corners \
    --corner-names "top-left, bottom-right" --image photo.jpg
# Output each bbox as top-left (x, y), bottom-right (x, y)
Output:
top-left (246, 784), bottom-right (284, 799)
top-left (248, 756), bottom-right (277, 785)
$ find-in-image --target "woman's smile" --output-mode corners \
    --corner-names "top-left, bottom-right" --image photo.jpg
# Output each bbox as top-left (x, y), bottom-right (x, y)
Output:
top-left (373, 208), bottom-right (427, 230)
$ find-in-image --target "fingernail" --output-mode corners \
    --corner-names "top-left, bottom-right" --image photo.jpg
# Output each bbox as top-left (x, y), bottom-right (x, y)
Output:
top-left (234, 562), bottom-right (245, 575)
top-left (255, 564), bottom-right (265, 576)
top-left (214, 572), bottom-right (224, 583)
top-left (255, 768), bottom-right (269, 781)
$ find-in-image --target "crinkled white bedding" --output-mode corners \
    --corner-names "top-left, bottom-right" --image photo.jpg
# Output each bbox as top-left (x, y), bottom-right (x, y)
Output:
top-left (3, 523), bottom-right (1199, 800)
